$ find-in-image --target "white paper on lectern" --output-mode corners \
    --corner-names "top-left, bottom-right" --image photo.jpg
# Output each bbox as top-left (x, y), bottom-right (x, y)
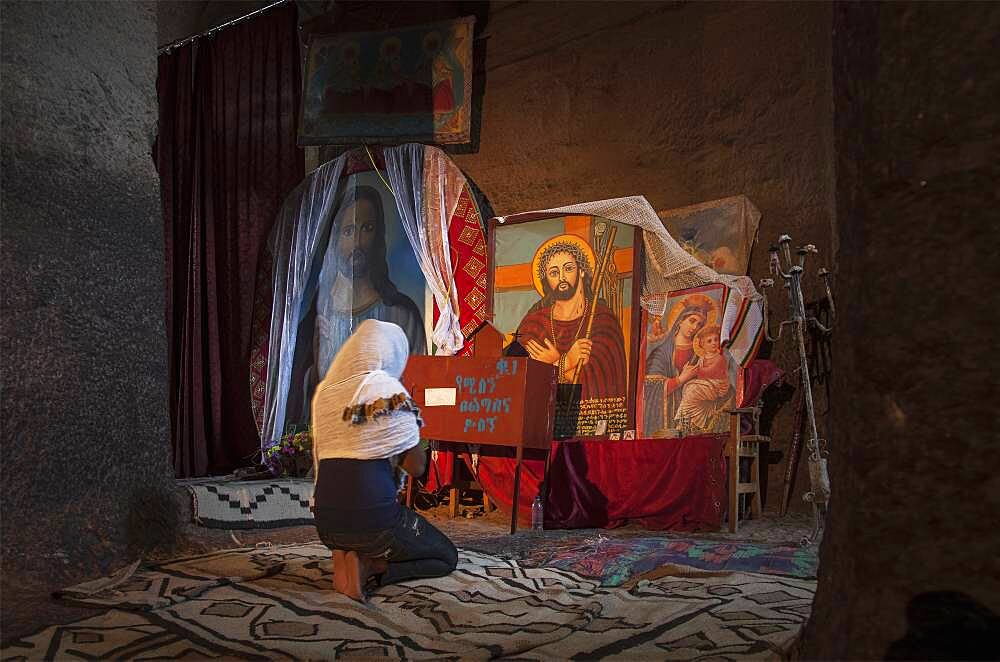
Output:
top-left (424, 388), bottom-right (457, 406)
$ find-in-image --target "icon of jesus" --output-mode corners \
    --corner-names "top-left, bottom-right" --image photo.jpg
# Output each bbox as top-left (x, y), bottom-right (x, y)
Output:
top-left (515, 234), bottom-right (627, 402)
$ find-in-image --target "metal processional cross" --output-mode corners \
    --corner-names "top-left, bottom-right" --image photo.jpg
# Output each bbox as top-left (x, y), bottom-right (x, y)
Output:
top-left (760, 234), bottom-right (836, 546)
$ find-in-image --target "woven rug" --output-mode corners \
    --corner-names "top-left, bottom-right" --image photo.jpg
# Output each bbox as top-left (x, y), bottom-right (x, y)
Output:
top-left (185, 479), bottom-right (314, 529)
top-left (518, 536), bottom-right (819, 586)
top-left (3, 543), bottom-right (815, 660)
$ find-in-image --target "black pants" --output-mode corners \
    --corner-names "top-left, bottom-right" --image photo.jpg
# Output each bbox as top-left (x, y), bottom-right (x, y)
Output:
top-left (315, 507), bottom-right (458, 586)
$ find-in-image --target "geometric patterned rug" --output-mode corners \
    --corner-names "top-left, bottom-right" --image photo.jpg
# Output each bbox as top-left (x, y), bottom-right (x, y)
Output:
top-left (2, 543), bottom-right (815, 660)
top-left (184, 479), bottom-right (314, 529)
top-left (519, 536), bottom-right (819, 586)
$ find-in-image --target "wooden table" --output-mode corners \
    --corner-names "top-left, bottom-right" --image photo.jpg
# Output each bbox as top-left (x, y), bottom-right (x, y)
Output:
top-left (402, 354), bottom-right (557, 534)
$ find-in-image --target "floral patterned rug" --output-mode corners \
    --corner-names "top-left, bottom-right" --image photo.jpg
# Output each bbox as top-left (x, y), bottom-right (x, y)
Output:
top-left (518, 536), bottom-right (818, 586)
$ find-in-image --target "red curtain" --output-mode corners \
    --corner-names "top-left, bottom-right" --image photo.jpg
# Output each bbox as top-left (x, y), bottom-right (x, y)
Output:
top-left (156, 4), bottom-right (303, 477)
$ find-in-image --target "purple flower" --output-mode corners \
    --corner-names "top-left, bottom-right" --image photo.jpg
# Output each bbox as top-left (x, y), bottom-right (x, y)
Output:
top-left (263, 457), bottom-right (281, 477)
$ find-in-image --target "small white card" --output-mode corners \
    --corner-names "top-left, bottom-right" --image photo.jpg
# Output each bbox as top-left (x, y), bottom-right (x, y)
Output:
top-left (424, 387), bottom-right (457, 406)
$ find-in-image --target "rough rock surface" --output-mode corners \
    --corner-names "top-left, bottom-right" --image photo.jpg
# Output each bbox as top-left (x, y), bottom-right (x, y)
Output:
top-left (1, 0), bottom-right (176, 604)
top-left (801, 3), bottom-right (1000, 659)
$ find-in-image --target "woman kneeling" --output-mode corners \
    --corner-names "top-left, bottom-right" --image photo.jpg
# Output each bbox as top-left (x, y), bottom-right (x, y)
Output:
top-left (311, 319), bottom-right (457, 601)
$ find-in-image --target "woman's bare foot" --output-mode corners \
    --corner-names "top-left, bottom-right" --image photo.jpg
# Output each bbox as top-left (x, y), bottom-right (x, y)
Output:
top-left (336, 551), bottom-right (365, 601)
top-left (332, 550), bottom-right (356, 597)
top-left (331, 550), bottom-right (389, 601)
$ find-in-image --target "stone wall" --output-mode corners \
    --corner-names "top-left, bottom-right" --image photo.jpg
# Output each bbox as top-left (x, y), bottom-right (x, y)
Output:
top-left (801, 2), bottom-right (1000, 658)
top-left (450, 0), bottom-right (837, 509)
top-left (1, 1), bottom-right (175, 573)
top-left (157, 0), bottom-right (273, 48)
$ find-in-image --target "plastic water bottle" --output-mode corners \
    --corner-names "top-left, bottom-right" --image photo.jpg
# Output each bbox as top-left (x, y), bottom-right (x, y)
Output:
top-left (531, 494), bottom-right (544, 533)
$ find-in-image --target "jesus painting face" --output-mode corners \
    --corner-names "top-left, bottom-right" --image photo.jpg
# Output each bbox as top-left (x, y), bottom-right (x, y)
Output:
top-left (544, 251), bottom-right (580, 301)
top-left (335, 196), bottom-right (379, 278)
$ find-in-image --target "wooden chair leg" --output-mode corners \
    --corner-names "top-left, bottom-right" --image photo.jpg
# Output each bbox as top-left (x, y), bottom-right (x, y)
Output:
top-left (482, 492), bottom-right (492, 513)
top-left (405, 474), bottom-right (414, 508)
top-left (728, 416), bottom-right (740, 533)
top-left (510, 445), bottom-right (524, 535)
top-left (448, 453), bottom-right (460, 519)
top-left (729, 454), bottom-right (739, 533)
top-left (750, 450), bottom-right (762, 518)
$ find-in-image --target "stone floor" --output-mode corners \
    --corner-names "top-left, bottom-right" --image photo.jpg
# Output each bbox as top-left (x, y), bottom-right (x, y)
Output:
top-left (0, 486), bottom-right (818, 647)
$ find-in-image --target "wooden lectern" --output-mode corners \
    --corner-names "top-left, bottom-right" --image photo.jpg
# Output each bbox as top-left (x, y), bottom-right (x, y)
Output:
top-left (401, 324), bottom-right (557, 533)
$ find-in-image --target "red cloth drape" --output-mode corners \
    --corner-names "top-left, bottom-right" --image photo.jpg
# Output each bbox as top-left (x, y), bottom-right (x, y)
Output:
top-left (476, 435), bottom-right (727, 531)
top-left (423, 182), bottom-right (488, 492)
top-left (157, 4), bottom-right (303, 477)
top-left (738, 358), bottom-right (783, 408)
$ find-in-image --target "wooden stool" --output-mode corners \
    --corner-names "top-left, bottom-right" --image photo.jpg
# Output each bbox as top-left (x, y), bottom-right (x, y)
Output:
top-left (448, 483), bottom-right (494, 517)
top-left (726, 406), bottom-right (765, 532)
top-left (404, 456), bottom-right (494, 517)
top-left (446, 456), bottom-right (493, 517)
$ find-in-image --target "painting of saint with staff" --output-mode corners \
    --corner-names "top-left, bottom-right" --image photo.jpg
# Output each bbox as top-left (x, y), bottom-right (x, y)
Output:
top-left (489, 214), bottom-right (638, 439)
top-left (516, 234), bottom-right (627, 400)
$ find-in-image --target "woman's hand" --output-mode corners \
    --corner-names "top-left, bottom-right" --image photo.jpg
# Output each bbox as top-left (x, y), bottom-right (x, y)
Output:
top-left (398, 444), bottom-right (426, 477)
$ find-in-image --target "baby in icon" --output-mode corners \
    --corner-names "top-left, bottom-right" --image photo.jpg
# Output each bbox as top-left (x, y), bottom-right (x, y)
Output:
top-left (673, 325), bottom-right (733, 431)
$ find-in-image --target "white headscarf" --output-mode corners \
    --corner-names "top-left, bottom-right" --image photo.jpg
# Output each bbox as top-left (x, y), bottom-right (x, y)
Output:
top-left (310, 319), bottom-right (420, 479)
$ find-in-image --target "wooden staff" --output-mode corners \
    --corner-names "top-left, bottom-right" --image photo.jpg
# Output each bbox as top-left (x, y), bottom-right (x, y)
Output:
top-left (780, 372), bottom-right (807, 516)
top-left (570, 225), bottom-right (617, 385)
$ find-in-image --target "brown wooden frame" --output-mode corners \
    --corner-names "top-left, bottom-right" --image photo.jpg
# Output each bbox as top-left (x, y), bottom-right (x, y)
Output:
top-left (485, 213), bottom-right (644, 437)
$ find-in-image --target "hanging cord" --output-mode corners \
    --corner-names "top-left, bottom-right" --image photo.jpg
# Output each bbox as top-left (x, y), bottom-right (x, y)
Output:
top-left (364, 144), bottom-right (397, 200)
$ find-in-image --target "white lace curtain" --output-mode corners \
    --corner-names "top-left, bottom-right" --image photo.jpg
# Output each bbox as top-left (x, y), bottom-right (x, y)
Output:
top-left (262, 144), bottom-right (467, 444)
